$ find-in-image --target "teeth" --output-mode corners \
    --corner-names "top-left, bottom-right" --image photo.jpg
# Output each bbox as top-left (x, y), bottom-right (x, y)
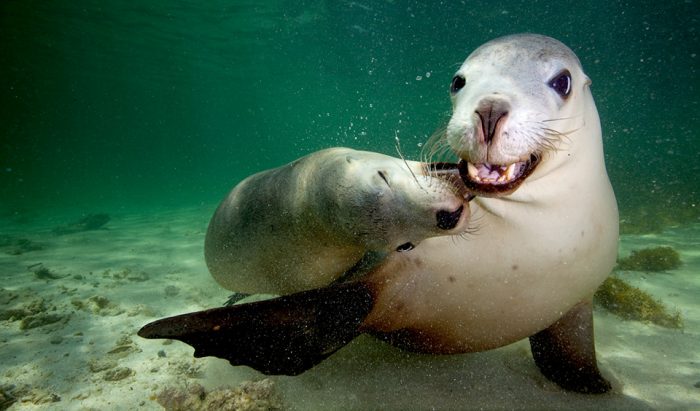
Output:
top-left (467, 162), bottom-right (520, 185)
top-left (505, 163), bottom-right (516, 181)
top-left (467, 163), bottom-right (479, 180)
top-left (467, 162), bottom-right (478, 177)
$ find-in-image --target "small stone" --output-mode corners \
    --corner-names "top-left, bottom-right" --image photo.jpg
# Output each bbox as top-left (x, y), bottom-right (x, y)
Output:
top-left (127, 271), bottom-right (149, 282)
top-left (19, 313), bottom-right (66, 330)
top-left (49, 335), bottom-right (63, 345)
top-left (88, 358), bottom-right (118, 373)
top-left (205, 378), bottom-right (283, 410)
top-left (0, 292), bottom-right (47, 322)
top-left (106, 345), bottom-right (139, 358)
top-left (115, 335), bottom-right (132, 346)
top-left (72, 295), bottom-right (124, 316)
top-left (126, 304), bottom-right (156, 317)
top-left (694, 381), bottom-right (700, 388)
top-left (175, 361), bottom-right (203, 378)
top-left (157, 350), bottom-right (166, 358)
top-left (24, 388), bottom-right (61, 404)
top-left (156, 384), bottom-right (205, 410)
top-left (71, 391), bottom-right (90, 400)
top-left (103, 367), bottom-right (134, 381)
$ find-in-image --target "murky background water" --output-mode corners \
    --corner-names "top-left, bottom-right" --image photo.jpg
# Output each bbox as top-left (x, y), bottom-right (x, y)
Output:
top-left (2, 0), bottom-right (697, 229)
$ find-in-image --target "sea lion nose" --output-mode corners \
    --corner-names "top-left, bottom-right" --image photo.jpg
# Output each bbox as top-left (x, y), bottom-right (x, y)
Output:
top-left (475, 98), bottom-right (509, 144)
top-left (436, 205), bottom-right (463, 230)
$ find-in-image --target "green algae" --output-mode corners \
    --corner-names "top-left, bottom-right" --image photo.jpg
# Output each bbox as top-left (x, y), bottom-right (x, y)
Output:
top-left (617, 246), bottom-right (682, 272)
top-left (595, 276), bottom-right (683, 329)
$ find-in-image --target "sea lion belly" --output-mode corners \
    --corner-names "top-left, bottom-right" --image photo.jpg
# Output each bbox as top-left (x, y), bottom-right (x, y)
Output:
top-left (364, 167), bottom-right (618, 353)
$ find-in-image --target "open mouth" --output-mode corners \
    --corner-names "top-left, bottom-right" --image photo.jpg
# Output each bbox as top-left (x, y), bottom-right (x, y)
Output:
top-left (457, 153), bottom-right (540, 196)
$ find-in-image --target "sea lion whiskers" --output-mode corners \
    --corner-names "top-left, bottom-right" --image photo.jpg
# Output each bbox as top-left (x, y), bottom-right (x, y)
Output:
top-left (523, 116), bottom-right (584, 154)
top-left (426, 142), bottom-right (455, 168)
top-left (541, 114), bottom-right (581, 123)
top-left (420, 126), bottom-right (457, 183)
top-left (394, 132), bottom-right (427, 192)
top-left (536, 113), bottom-right (586, 138)
top-left (420, 125), bottom-right (451, 165)
top-left (531, 127), bottom-right (560, 154)
top-left (450, 218), bottom-right (481, 243)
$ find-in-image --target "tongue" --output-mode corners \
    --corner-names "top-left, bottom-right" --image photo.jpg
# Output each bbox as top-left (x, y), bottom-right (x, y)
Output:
top-left (478, 164), bottom-right (505, 180)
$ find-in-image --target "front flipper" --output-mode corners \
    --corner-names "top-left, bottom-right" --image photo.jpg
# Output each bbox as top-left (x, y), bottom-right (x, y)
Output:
top-left (223, 292), bottom-right (250, 306)
top-left (138, 281), bottom-right (375, 376)
top-left (529, 300), bottom-right (611, 393)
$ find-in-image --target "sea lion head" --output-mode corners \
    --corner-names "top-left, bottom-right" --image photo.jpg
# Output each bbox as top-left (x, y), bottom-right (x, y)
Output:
top-left (325, 151), bottom-right (471, 252)
top-left (444, 34), bottom-right (592, 197)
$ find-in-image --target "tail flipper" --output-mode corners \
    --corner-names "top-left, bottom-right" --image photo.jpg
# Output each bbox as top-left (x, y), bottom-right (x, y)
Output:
top-left (138, 281), bottom-right (375, 375)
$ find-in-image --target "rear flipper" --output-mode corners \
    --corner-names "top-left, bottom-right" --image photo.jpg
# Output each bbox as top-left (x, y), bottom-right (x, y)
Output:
top-left (138, 281), bottom-right (375, 375)
top-left (529, 300), bottom-right (611, 393)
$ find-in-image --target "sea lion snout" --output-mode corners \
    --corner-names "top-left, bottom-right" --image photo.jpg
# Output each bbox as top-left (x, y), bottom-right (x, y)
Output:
top-left (475, 97), bottom-right (510, 145)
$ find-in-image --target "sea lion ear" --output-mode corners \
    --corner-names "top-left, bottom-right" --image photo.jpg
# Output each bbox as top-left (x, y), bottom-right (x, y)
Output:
top-left (529, 300), bottom-right (612, 393)
top-left (584, 75), bottom-right (592, 86)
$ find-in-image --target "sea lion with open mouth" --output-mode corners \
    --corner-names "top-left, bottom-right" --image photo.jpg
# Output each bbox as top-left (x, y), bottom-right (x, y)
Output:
top-left (139, 34), bottom-right (618, 394)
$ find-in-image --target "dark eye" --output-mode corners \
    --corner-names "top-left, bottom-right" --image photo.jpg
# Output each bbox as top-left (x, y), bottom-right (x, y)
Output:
top-left (450, 75), bottom-right (466, 94)
top-left (548, 70), bottom-right (572, 98)
top-left (396, 242), bottom-right (415, 252)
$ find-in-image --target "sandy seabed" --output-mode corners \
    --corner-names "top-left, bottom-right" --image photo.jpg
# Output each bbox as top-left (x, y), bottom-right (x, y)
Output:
top-left (0, 205), bottom-right (698, 410)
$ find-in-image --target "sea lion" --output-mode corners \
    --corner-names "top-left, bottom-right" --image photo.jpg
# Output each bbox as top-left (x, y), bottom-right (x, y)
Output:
top-left (139, 34), bottom-right (619, 394)
top-left (204, 147), bottom-right (470, 295)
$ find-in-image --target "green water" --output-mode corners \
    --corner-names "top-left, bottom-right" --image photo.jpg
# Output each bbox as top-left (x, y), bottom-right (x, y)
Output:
top-left (0, 2), bottom-right (699, 409)
top-left (2, 0), bottom-right (698, 228)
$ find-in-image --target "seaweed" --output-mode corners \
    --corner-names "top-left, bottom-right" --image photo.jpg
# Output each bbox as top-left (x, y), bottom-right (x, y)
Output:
top-left (617, 246), bottom-right (682, 272)
top-left (594, 276), bottom-right (683, 329)
top-left (33, 267), bottom-right (67, 280)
